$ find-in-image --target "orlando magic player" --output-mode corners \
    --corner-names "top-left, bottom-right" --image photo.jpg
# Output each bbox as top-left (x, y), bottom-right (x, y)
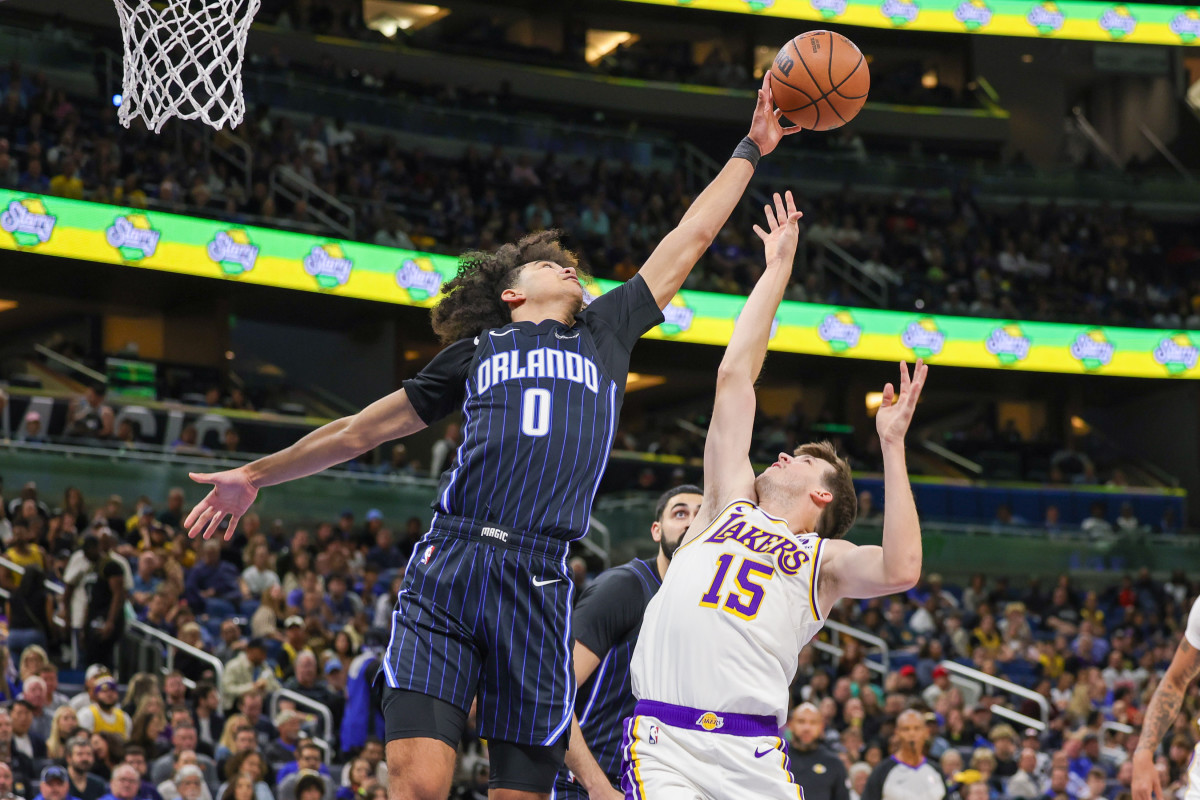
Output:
top-left (625, 192), bottom-right (929, 800)
top-left (182, 75), bottom-right (799, 800)
top-left (552, 485), bottom-right (703, 800)
top-left (1132, 594), bottom-right (1200, 800)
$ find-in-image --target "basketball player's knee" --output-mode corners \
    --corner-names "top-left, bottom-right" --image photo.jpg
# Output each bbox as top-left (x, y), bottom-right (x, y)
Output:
top-left (386, 740), bottom-right (455, 800)
top-left (387, 767), bottom-right (451, 800)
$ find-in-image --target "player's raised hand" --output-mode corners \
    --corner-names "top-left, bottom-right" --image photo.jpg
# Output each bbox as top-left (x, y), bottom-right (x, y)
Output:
top-left (747, 72), bottom-right (802, 156)
top-left (875, 359), bottom-right (928, 448)
top-left (184, 467), bottom-right (258, 541)
top-left (752, 191), bottom-right (803, 269)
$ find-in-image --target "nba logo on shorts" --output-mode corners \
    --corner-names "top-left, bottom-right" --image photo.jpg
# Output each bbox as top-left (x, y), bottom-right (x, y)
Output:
top-left (648, 725), bottom-right (660, 744)
top-left (421, 545), bottom-right (436, 565)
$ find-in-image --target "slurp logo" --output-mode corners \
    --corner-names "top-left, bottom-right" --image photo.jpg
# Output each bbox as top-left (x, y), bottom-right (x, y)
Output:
top-left (106, 214), bottom-right (161, 260)
top-left (303, 244), bottom-right (354, 289)
top-left (1098, 4), bottom-right (1138, 38)
top-left (207, 230), bottom-right (259, 276)
top-left (741, 0), bottom-right (776, 10)
top-left (0, 198), bottom-right (57, 246)
top-left (659, 296), bottom-right (695, 336)
top-left (810, 0), bottom-right (848, 18)
top-left (985, 324), bottom-right (1032, 366)
top-left (1069, 329), bottom-right (1115, 371)
top-left (955, 0), bottom-right (994, 30)
top-left (1027, 1), bottom-right (1065, 34)
top-left (881, 0), bottom-right (920, 26)
top-left (394, 257), bottom-right (444, 301)
top-left (901, 318), bottom-right (945, 359)
top-left (1170, 9), bottom-right (1200, 42)
top-left (817, 311), bottom-right (862, 352)
top-left (1153, 333), bottom-right (1199, 375)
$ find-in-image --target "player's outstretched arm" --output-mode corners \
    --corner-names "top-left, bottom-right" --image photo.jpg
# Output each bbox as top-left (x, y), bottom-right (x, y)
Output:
top-left (1133, 617), bottom-right (1200, 800)
top-left (184, 388), bottom-right (427, 540)
top-left (694, 193), bottom-right (802, 533)
top-left (637, 73), bottom-right (800, 309)
top-left (563, 640), bottom-right (623, 800)
top-left (820, 361), bottom-right (928, 601)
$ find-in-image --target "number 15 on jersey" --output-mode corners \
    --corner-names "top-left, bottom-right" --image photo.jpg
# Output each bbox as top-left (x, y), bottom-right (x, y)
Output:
top-left (699, 554), bottom-right (775, 621)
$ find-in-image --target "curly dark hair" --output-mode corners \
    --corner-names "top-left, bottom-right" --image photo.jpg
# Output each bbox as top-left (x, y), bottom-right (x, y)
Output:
top-left (430, 230), bottom-right (585, 344)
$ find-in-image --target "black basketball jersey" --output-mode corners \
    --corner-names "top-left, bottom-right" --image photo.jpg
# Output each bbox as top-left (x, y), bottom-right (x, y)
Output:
top-left (403, 274), bottom-right (664, 542)
top-left (567, 557), bottom-right (663, 781)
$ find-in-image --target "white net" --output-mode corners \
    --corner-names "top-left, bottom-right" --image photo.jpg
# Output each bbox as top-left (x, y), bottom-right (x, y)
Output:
top-left (113, 0), bottom-right (261, 133)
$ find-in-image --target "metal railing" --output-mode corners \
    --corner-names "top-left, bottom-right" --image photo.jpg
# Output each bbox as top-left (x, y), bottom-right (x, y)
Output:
top-left (811, 639), bottom-right (887, 677)
top-left (826, 620), bottom-right (891, 673)
top-left (127, 619), bottom-right (226, 694)
top-left (269, 166), bottom-right (356, 238)
top-left (270, 687), bottom-right (335, 763)
top-left (34, 343), bottom-right (107, 384)
top-left (816, 240), bottom-right (889, 308)
top-left (937, 660), bottom-right (1050, 729)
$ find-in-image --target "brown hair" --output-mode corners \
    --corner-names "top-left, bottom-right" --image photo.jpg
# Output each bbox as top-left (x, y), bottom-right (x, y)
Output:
top-left (430, 230), bottom-right (583, 344)
top-left (794, 440), bottom-right (856, 540)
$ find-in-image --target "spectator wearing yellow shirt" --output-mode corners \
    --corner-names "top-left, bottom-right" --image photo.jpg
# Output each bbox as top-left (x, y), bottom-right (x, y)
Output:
top-left (2, 519), bottom-right (46, 589)
top-left (49, 156), bottom-right (84, 200)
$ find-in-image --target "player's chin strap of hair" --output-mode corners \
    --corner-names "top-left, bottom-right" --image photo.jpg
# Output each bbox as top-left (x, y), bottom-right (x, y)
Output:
top-left (732, 136), bottom-right (761, 169)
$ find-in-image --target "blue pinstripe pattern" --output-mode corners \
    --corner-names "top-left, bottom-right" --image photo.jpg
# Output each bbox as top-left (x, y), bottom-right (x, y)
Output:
top-left (386, 280), bottom-right (657, 749)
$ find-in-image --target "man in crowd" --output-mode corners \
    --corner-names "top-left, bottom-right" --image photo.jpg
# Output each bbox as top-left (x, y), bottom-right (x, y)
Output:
top-left (150, 723), bottom-right (216, 787)
top-left (221, 639), bottom-right (280, 712)
top-left (788, 703), bottom-right (849, 800)
top-left (276, 742), bottom-right (334, 800)
top-left (30, 766), bottom-right (75, 800)
top-left (282, 652), bottom-right (344, 741)
top-left (66, 740), bottom-right (108, 800)
top-left (0, 709), bottom-right (36, 800)
top-left (10, 700), bottom-right (47, 760)
top-left (120, 749), bottom-right (162, 800)
top-left (78, 678), bottom-right (132, 738)
top-left (97, 766), bottom-right (140, 800)
top-left (264, 709), bottom-right (305, 771)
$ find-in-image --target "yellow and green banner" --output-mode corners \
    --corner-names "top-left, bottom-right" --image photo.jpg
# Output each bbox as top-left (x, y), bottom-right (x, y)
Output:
top-left (619, 0), bottom-right (1200, 46)
top-left (2, 190), bottom-right (1198, 379)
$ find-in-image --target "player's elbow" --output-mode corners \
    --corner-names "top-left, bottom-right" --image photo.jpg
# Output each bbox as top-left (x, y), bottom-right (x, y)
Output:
top-left (715, 362), bottom-right (752, 390)
top-left (888, 561), bottom-right (922, 592)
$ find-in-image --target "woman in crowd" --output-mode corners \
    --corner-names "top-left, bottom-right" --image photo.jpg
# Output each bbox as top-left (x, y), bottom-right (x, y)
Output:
top-left (91, 731), bottom-right (125, 780)
top-left (45, 705), bottom-right (81, 760)
top-left (123, 673), bottom-right (162, 717)
top-left (129, 708), bottom-right (170, 758)
top-left (217, 751), bottom-right (272, 800)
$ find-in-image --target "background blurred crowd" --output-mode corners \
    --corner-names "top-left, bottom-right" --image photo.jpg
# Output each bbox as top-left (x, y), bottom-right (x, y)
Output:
top-left (1, 476), bottom-right (1197, 800)
top-left (3, 62), bottom-right (1199, 329)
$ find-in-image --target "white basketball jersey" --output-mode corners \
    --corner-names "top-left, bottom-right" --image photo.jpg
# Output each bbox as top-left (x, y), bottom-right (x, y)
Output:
top-left (631, 499), bottom-right (827, 726)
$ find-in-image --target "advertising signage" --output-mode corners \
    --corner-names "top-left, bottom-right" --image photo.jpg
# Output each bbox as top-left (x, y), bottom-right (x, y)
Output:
top-left (618, 0), bottom-right (1200, 47)
top-left (2, 190), bottom-right (1197, 379)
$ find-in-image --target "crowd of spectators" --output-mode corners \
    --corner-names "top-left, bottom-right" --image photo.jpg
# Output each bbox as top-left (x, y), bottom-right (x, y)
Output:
top-left (0, 474), bottom-right (1197, 800)
top-left (3, 58), bottom-right (1199, 329)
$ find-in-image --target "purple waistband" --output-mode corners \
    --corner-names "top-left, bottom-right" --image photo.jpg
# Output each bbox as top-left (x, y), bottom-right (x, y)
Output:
top-left (634, 700), bottom-right (779, 738)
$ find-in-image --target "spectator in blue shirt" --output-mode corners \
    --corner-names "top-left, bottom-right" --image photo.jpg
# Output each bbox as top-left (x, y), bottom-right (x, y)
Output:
top-left (185, 541), bottom-right (243, 617)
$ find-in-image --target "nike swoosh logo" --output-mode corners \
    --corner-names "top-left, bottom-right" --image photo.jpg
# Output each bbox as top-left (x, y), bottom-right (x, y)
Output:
top-left (532, 578), bottom-right (562, 587)
top-left (754, 745), bottom-right (777, 758)
top-left (489, 328), bottom-right (518, 337)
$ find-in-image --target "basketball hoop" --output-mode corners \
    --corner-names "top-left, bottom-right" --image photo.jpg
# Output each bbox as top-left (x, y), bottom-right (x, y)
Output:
top-left (113, 0), bottom-right (261, 133)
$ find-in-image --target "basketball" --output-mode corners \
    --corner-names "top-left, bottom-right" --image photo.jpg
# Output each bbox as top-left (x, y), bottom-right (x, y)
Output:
top-left (769, 31), bottom-right (870, 132)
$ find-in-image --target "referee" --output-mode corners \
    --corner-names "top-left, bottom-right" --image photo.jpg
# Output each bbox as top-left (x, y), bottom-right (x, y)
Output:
top-left (788, 703), bottom-right (849, 800)
top-left (551, 485), bottom-right (703, 800)
top-left (861, 709), bottom-right (946, 800)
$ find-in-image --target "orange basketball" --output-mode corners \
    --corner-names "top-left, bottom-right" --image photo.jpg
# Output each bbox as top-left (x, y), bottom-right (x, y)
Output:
top-left (769, 31), bottom-right (870, 132)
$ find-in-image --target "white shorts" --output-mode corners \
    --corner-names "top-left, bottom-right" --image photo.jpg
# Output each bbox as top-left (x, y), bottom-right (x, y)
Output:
top-left (620, 713), bottom-right (802, 800)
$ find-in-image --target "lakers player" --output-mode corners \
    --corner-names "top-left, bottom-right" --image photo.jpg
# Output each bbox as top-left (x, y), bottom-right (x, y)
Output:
top-left (1132, 594), bottom-right (1200, 800)
top-left (624, 191), bottom-right (929, 800)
